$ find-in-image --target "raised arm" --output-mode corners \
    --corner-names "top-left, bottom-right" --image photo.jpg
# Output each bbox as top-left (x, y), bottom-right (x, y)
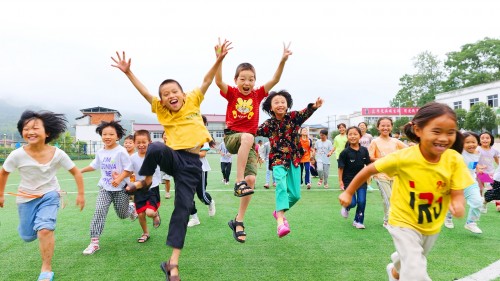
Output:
top-left (214, 38), bottom-right (231, 95)
top-left (263, 42), bottom-right (293, 93)
top-left (200, 39), bottom-right (232, 95)
top-left (111, 51), bottom-right (154, 105)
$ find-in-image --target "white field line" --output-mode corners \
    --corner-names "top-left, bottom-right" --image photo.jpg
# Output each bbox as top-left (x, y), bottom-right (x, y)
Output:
top-left (455, 260), bottom-right (500, 281)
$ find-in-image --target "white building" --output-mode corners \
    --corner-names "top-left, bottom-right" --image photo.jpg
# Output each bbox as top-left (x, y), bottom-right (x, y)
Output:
top-left (435, 80), bottom-right (500, 134)
top-left (74, 107), bottom-right (122, 154)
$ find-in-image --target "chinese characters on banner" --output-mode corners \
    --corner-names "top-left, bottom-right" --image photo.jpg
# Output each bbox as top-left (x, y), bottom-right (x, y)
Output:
top-left (361, 107), bottom-right (420, 116)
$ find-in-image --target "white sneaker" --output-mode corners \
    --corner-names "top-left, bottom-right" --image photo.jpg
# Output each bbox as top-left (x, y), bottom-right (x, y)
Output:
top-left (208, 200), bottom-right (216, 217)
top-left (480, 202), bottom-right (488, 214)
top-left (355, 223), bottom-right (366, 229)
top-left (82, 243), bottom-right (100, 255)
top-left (352, 221), bottom-right (359, 228)
top-left (341, 207), bottom-right (349, 218)
top-left (464, 222), bottom-right (483, 234)
top-left (444, 218), bottom-right (454, 229)
top-left (129, 208), bottom-right (138, 221)
top-left (386, 263), bottom-right (398, 281)
top-left (187, 217), bottom-right (200, 227)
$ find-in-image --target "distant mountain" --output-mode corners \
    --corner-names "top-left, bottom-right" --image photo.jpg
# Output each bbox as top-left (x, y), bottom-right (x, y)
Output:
top-left (0, 99), bottom-right (157, 142)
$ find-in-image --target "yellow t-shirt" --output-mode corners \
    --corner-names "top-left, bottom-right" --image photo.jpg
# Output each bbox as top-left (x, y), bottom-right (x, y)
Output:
top-left (151, 88), bottom-right (211, 150)
top-left (374, 145), bottom-right (474, 235)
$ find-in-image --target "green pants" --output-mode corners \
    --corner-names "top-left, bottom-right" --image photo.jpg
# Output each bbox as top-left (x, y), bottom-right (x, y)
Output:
top-left (273, 165), bottom-right (301, 212)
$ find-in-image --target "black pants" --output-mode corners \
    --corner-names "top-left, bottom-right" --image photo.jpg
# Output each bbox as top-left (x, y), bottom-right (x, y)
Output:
top-left (139, 141), bottom-right (200, 249)
top-left (221, 162), bottom-right (232, 183)
top-left (191, 171), bottom-right (213, 215)
top-left (485, 181), bottom-right (500, 202)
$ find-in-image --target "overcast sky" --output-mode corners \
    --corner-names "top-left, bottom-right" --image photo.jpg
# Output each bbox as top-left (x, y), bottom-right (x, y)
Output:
top-left (1, 0), bottom-right (499, 127)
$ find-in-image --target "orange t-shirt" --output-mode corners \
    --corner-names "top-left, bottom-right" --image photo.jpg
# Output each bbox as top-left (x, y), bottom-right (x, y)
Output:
top-left (300, 137), bottom-right (311, 163)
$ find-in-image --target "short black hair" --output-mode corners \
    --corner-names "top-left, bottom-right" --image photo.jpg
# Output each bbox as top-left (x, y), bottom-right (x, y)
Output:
top-left (17, 110), bottom-right (68, 144)
top-left (262, 90), bottom-right (293, 117)
top-left (95, 120), bottom-right (126, 139)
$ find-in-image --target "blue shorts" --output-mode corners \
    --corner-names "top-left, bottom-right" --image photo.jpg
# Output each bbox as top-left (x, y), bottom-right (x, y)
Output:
top-left (17, 190), bottom-right (60, 242)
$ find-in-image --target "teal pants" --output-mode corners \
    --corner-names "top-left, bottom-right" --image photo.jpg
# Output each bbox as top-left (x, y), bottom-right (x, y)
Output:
top-left (273, 165), bottom-right (301, 212)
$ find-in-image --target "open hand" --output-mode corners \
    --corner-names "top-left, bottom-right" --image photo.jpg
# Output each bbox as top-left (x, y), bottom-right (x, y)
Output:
top-left (111, 51), bottom-right (132, 73)
top-left (214, 37), bottom-right (233, 58)
top-left (313, 97), bottom-right (324, 109)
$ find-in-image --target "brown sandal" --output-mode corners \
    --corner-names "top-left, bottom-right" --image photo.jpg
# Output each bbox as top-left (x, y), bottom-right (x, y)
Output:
top-left (160, 260), bottom-right (180, 281)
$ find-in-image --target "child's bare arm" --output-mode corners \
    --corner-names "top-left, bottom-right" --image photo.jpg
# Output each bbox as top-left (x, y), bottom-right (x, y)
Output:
top-left (68, 166), bottom-right (85, 211)
top-left (204, 39), bottom-right (232, 95)
top-left (263, 42), bottom-right (293, 93)
top-left (111, 170), bottom-right (132, 188)
top-left (449, 189), bottom-right (466, 218)
top-left (80, 166), bottom-right (95, 173)
top-left (339, 164), bottom-right (378, 207)
top-left (111, 51), bottom-right (154, 104)
top-left (0, 169), bottom-right (10, 208)
top-left (215, 38), bottom-right (229, 95)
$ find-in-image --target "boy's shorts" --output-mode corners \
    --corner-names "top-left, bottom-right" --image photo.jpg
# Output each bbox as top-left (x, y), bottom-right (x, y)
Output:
top-left (17, 190), bottom-right (60, 242)
top-left (160, 171), bottom-right (172, 183)
top-left (134, 186), bottom-right (161, 213)
top-left (224, 133), bottom-right (258, 177)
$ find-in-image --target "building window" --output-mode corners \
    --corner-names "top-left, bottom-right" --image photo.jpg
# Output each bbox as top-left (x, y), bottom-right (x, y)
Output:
top-left (215, 131), bottom-right (224, 138)
top-left (453, 101), bottom-right (462, 109)
top-left (469, 98), bottom-right (479, 107)
top-left (152, 132), bottom-right (162, 139)
top-left (487, 94), bottom-right (498, 107)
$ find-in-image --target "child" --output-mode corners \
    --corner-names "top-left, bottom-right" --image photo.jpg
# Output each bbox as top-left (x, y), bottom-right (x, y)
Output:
top-left (313, 129), bottom-right (334, 188)
top-left (299, 127), bottom-right (313, 189)
top-left (332, 123), bottom-right (348, 161)
top-left (0, 110), bottom-right (85, 281)
top-left (369, 117), bottom-right (407, 227)
top-left (309, 157), bottom-right (319, 178)
top-left (257, 90), bottom-right (322, 238)
top-left (129, 130), bottom-right (162, 243)
top-left (215, 40), bottom-right (292, 243)
top-left (444, 132), bottom-right (483, 234)
top-left (188, 115), bottom-right (216, 227)
top-left (111, 40), bottom-right (230, 280)
top-left (161, 131), bottom-right (172, 199)
top-left (338, 126), bottom-right (371, 229)
top-left (339, 102), bottom-right (473, 281)
top-left (124, 134), bottom-right (136, 156)
top-left (219, 137), bottom-right (232, 185)
top-left (358, 121), bottom-right (375, 192)
top-left (477, 131), bottom-right (499, 212)
top-left (81, 120), bottom-right (137, 255)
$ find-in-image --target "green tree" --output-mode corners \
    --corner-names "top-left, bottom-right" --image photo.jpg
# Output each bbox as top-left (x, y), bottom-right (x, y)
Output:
top-left (368, 125), bottom-right (379, 137)
top-left (50, 132), bottom-right (75, 154)
top-left (454, 108), bottom-right (467, 130)
top-left (391, 51), bottom-right (445, 107)
top-left (393, 117), bottom-right (410, 134)
top-left (464, 103), bottom-right (497, 132)
top-left (443, 37), bottom-right (500, 91)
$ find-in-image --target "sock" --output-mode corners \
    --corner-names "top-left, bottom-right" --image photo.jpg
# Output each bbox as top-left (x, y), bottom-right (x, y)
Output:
top-left (91, 237), bottom-right (99, 244)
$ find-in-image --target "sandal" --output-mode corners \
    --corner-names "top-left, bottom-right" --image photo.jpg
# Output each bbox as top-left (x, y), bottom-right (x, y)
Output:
top-left (125, 180), bottom-right (151, 195)
top-left (153, 211), bottom-right (161, 229)
top-left (38, 271), bottom-right (54, 281)
top-left (233, 181), bottom-right (254, 197)
top-left (137, 233), bottom-right (150, 243)
top-left (228, 218), bottom-right (246, 243)
top-left (160, 260), bottom-right (181, 281)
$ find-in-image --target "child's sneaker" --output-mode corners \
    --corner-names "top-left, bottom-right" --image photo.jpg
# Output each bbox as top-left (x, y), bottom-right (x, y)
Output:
top-left (129, 208), bottom-right (138, 221)
top-left (386, 263), bottom-right (398, 281)
top-left (277, 223), bottom-right (290, 238)
top-left (444, 218), bottom-right (454, 229)
top-left (464, 222), bottom-right (482, 234)
top-left (82, 243), bottom-right (100, 255)
top-left (165, 192), bottom-right (171, 199)
top-left (341, 207), bottom-right (349, 218)
top-left (480, 201), bottom-right (488, 214)
top-left (208, 200), bottom-right (216, 217)
top-left (355, 223), bottom-right (366, 229)
top-left (187, 217), bottom-right (200, 227)
top-left (307, 183), bottom-right (311, 189)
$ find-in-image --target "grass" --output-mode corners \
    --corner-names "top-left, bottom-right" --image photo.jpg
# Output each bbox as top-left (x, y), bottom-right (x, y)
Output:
top-left (0, 154), bottom-right (499, 280)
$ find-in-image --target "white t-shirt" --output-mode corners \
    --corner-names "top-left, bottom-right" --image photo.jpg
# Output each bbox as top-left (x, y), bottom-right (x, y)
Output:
top-left (2, 147), bottom-right (75, 203)
top-left (130, 152), bottom-right (161, 187)
top-left (200, 142), bottom-right (211, 172)
top-left (315, 139), bottom-right (333, 165)
top-left (90, 145), bottom-right (132, 191)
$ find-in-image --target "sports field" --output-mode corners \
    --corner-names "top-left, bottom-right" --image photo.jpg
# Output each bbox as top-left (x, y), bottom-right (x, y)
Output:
top-left (1, 154), bottom-right (499, 280)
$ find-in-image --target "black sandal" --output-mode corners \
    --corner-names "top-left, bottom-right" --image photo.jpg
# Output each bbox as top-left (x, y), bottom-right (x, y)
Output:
top-left (233, 181), bottom-right (254, 197)
top-left (160, 260), bottom-right (180, 281)
top-left (228, 218), bottom-right (246, 243)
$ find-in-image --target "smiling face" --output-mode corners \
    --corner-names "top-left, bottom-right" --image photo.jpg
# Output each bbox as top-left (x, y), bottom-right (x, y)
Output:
top-left (414, 115), bottom-right (457, 163)
top-left (134, 135), bottom-right (150, 156)
top-left (463, 135), bottom-right (479, 154)
top-left (479, 133), bottom-right (492, 148)
top-left (301, 128), bottom-right (308, 136)
top-left (347, 128), bottom-right (361, 146)
top-left (159, 82), bottom-right (186, 112)
top-left (271, 95), bottom-right (288, 119)
top-left (101, 126), bottom-right (119, 149)
top-left (22, 118), bottom-right (47, 145)
top-left (338, 124), bottom-right (346, 134)
top-left (358, 123), bottom-right (367, 134)
top-left (377, 119), bottom-right (393, 137)
top-left (234, 69), bottom-right (256, 96)
top-left (124, 139), bottom-right (135, 154)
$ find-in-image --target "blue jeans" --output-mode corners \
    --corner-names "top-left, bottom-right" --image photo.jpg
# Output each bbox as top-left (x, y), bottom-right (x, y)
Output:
top-left (446, 182), bottom-right (482, 223)
top-left (347, 184), bottom-right (367, 224)
top-left (17, 190), bottom-right (60, 242)
top-left (265, 159), bottom-right (275, 184)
